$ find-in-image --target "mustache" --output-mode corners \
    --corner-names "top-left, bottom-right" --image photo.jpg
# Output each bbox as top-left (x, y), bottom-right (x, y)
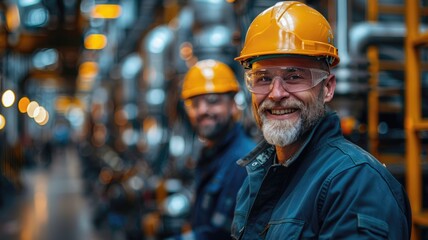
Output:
top-left (258, 99), bottom-right (304, 113)
top-left (196, 113), bottom-right (216, 122)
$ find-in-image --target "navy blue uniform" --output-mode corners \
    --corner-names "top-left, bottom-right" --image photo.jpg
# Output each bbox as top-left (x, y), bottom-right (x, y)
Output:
top-left (232, 112), bottom-right (411, 240)
top-left (176, 123), bottom-right (256, 240)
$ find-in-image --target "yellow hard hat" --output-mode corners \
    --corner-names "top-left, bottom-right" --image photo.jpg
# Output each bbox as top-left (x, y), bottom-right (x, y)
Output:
top-left (181, 59), bottom-right (240, 100)
top-left (235, 1), bottom-right (340, 68)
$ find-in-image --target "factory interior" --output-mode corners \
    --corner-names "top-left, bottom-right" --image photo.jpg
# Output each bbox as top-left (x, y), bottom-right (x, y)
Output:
top-left (0, 0), bottom-right (427, 239)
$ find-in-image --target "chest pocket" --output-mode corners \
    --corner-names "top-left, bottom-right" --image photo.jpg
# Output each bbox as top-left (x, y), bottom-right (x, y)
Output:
top-left (265, 219), bottom-right (305, 240)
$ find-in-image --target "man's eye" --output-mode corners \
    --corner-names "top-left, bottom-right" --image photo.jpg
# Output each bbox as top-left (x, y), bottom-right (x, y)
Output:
top-left (254, 75), bottom-right (272, 85)
top-left (205, 95), bottom-right (220, 104)
top-left (284, 74), bottom-right (303, 82)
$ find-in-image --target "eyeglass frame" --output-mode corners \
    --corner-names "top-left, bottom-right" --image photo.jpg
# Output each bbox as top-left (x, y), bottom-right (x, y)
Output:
top-left (183, 92), bottom-right (235, 110)
top-left (244, 66), bottom-right (330, 94)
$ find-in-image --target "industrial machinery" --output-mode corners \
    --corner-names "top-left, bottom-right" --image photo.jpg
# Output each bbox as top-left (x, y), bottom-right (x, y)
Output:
top-left (0, 0), bottom-right (427, 239)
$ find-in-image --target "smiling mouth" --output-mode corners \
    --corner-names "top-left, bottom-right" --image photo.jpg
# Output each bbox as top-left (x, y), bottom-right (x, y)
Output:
top-left (270, 108), bottom-right (298, 115)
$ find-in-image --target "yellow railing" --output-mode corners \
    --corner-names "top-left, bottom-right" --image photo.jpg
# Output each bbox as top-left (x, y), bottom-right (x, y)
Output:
top-left (405, 0), bottom-right (428, 239)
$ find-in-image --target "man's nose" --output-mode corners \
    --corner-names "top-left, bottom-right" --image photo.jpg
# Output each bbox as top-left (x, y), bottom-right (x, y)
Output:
top-left (268, 77), bottom-right (291, 101)
top-left (194, 100), bottom-right (210, 114)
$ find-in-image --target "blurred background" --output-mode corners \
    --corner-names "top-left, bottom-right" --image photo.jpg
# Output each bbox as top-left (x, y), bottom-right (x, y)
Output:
top-left (0, 0), bottom-right (427, 239)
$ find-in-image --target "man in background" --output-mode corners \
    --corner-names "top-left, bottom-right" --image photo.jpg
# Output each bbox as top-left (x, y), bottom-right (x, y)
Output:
top-left (173, 59), bottom-right (256, 240)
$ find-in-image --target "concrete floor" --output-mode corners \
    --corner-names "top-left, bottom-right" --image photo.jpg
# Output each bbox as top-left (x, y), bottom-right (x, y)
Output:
top-left (0, 146), bottom-right (117, 240)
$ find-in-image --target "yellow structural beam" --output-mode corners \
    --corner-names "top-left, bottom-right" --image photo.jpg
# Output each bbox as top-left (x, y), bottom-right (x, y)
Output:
top-left (405, 0), bottom-right (428, 239)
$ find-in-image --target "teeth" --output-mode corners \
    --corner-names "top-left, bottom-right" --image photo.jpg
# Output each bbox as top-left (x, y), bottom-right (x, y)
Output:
top-left (271, 109), bottom-right (296, 115)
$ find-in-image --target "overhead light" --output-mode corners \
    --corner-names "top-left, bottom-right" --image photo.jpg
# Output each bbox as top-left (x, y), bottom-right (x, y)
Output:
top-left (6, 4), bottom-right (20, 32)
top-left (121, 53), bottom-right (142, 79)
top-left (33, 49), bottom-right (59, 70)
top-left (27, 101), bottom-right (39, 118)
top-left (79, 61), bottom-right (99, 78)
top-left (34, 106), bottom-right (47, 123)
top-left (23, 6), bottom-right (49, 27)
top-left (0, 114), bottom-right (5, 130)
top-left (2, 90), bottom-right (15, 108)
top-left (91, 4), bottom-right (122, 19)
top-left (38, 112), bottom-right (49, 125)
top-left (18, 0), bottom-right (41, 7)
top-left (18, 97), bottom-right (30, 113)
top-left (84, 33), bottom-right (107, 50)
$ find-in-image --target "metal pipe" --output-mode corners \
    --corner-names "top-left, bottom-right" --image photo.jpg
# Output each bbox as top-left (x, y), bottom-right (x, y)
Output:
top-left (143, 25), bottom-right (175, 90)
top-left (350, 22), bottom-right (416, 56)
top-left (191, 0), bottom-right (236, 66)
top-left (336, 0), bottom-right (351, 66)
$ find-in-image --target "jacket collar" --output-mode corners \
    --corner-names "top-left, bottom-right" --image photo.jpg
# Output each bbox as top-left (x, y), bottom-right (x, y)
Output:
top-left (237, 111), bottom-right (342, 170)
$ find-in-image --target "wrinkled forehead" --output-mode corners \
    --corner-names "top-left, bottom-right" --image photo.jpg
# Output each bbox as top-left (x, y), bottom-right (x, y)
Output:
top-left (252, 56), bottom-right (329, 71)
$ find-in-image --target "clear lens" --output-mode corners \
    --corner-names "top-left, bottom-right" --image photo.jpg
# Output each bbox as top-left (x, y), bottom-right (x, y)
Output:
top-left (245, 67), bottom-right (329, 94)
top-left (184, 93), bottom-right (228, 109)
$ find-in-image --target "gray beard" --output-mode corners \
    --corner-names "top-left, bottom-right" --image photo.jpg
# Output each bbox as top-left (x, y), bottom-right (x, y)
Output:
top-left (258, 94), bottom-right (325, 147)
top-left (261, 116), bottom-right (302, 147)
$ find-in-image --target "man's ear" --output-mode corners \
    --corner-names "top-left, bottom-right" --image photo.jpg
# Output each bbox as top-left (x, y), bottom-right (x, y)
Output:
top-left (324, 74), bottom-right (336, 103)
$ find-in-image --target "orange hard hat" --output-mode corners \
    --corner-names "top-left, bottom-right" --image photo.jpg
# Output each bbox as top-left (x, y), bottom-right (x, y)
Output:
top-left (235, 1), bottom-right (340, 68)
top-left (181, 59), bottom-right (240, 100)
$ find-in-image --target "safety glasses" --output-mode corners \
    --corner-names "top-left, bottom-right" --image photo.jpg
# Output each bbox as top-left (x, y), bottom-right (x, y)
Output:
top-left (184, 93), bottom-right (231, 110)
top-left (245, 66), bottom-right (329, 94)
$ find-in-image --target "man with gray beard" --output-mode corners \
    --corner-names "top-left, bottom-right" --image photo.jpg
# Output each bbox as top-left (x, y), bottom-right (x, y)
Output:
top-left (259, 93), bottom-right (325, 147)
top-left (230, 1), bottom-right (411, 239)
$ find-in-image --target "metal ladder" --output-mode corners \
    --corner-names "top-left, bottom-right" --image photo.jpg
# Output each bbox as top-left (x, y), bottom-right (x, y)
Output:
top-left (405, 0), bottom-right (428, 239)
top-left (362, 0), bottom-right (428, 238)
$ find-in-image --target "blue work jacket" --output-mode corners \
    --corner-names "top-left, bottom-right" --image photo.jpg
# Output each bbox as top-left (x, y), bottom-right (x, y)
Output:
top-left (231, 112), bottom-right (411, 240)
top-left (185, 123), bottom-right (256, 240)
